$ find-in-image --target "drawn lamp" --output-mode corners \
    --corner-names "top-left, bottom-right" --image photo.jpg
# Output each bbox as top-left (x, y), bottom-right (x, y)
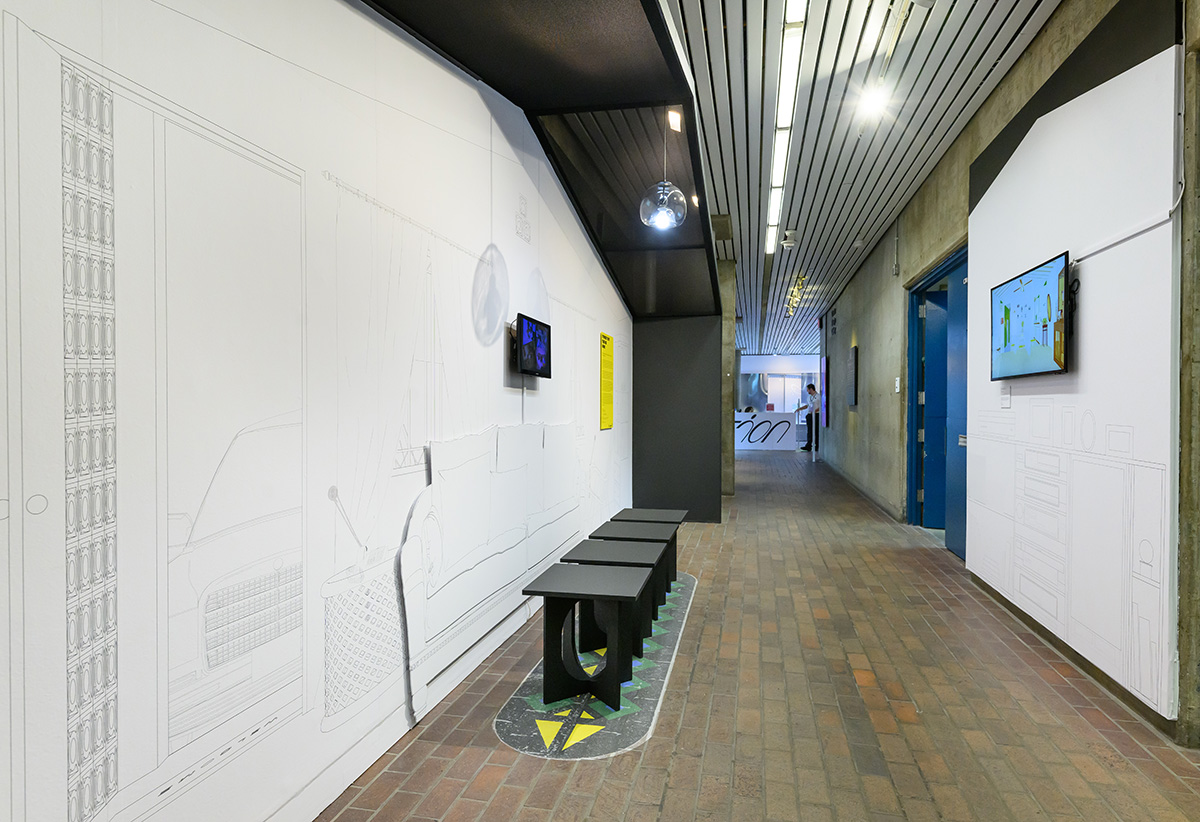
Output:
top-left (639, 109), bottom-right (687, 231)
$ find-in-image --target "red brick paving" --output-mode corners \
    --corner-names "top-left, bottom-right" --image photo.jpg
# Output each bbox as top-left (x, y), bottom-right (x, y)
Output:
top-left (316, 451), bottom-right (1200, 820)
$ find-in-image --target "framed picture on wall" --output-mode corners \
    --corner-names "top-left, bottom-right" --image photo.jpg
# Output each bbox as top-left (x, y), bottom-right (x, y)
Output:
top-left (848, 346), bottom-right (858, 407)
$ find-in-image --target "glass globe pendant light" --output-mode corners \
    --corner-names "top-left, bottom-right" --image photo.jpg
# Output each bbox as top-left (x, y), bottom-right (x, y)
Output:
top-left (640, 181), bottom-right (687, 230)
top-left (639, 110), bottom-right (687, 231)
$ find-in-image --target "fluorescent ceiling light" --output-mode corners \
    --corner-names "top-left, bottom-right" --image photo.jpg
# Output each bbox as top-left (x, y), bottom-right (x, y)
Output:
top-left (772, 130), bottom-right (790, 187)
top-left (766, 225), bottom-right (778, 252)
top-left (776, 29), bottom-right (803, 128)
top-left (768, 187), bottom-right (783, 224)
top-left (667, 109), bottom-right (682, 132)
top-left (862, 7), bottom-right (887, 46)
top-left (785, 0), bottom-right (807, 24)
top-left (858, 85), bottom-right (889, 119)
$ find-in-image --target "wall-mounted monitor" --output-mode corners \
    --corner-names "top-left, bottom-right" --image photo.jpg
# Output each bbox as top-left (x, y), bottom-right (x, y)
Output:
top-left (991, 252), bottom-right (1069, 380)
top-left (515, 313), bottom-right (551, 378)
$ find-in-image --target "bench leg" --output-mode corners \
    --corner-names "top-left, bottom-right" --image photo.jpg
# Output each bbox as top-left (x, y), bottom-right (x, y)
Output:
top-left (577, 600), bottom-right (606, 653)
top-left (543, 597), bottom-right (591, 705)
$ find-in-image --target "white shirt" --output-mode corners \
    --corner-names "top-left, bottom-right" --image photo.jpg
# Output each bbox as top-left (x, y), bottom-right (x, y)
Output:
top-left (799, 391), bottom-right (820, 416)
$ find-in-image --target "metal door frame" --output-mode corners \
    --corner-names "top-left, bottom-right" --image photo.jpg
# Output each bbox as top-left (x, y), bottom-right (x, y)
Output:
top-left (906, 246), bottom-right (967, 524)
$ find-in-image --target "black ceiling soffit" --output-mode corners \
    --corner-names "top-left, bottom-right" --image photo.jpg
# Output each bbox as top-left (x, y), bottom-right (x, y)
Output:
top-left (359, 0), bottom-right (721, 318)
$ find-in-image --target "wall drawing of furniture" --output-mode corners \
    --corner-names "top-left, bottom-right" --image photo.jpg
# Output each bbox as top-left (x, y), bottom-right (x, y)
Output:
top-left (970, 397), bottom-right (1171, 714)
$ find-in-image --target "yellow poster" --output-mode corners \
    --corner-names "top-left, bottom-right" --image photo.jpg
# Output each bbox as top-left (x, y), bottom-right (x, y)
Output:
top-left (600, 333), bottom-right (614, 430)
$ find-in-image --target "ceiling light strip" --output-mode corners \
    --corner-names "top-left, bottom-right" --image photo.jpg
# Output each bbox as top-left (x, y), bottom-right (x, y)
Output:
top-left (763, 0), bottom-right (806, 263)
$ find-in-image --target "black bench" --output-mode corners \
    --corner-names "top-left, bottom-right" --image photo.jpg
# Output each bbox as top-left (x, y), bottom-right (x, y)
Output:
top-left (562, 539), bottom-right (670, 618)
top-left (611, 508), bottom-right (688, 525)
top-left (522, 563), bottom-right (653, 710)
top-left (590, 520), bottom-right (680, 586)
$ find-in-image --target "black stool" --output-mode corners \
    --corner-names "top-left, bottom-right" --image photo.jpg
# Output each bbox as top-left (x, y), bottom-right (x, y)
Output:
top-left (590, 519), bottom-right (681, 587)
top-left (522, 564), bottom-right (652, 710)
top-left (562, 539), bottom-right (669, 618)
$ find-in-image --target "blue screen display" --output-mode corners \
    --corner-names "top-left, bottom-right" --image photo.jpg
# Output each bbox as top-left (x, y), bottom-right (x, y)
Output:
top-left (991, 253), bottom-right (1068, 380)
top-left (517, 314), bottom-right (551, 378)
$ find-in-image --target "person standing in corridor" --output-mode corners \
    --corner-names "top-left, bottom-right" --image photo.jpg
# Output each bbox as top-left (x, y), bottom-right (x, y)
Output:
top-left (798, 382), bottom-right (820, 452)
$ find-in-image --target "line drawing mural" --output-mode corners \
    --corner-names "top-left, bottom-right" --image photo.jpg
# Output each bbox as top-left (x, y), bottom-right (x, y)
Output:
top-left (2, 5), bottom-right (633, 820)
top-left (6, 21), bottom-right (309, 818)
top-left (319, 174), bottom-right (585, 724)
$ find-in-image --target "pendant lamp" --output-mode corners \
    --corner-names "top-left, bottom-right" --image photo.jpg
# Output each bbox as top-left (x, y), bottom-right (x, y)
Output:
top-left (639, 110), bottom-right (687, 231)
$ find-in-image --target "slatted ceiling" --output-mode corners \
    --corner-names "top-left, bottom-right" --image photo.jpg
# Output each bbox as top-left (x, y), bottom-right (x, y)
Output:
top-left (776, 0), bottom-right (1057, 353)
top-left (783, 1), bottom-right (1048, 351)
top-left (668, 0), bottom-right (1059, 354)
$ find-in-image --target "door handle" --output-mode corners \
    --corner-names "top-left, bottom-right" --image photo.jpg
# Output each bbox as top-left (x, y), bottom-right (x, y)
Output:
top-left (958, 435), bottom-right (967, 447)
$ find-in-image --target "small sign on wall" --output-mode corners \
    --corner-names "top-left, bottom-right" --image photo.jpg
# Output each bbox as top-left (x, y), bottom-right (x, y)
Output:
top-left (848, 345), bottom-right (858, 407)
top-left (821, 356), bottom-right (829, 426)
top-left (600, 333), bottom-right (614, 429)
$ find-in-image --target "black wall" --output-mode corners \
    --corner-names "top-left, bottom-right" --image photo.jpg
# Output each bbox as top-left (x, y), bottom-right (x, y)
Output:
top-left (632, 316), bottom-right (722, 522)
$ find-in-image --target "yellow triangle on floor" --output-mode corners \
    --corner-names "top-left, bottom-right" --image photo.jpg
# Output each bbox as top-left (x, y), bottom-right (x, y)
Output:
top-left (553, 710), bottom-right (571, 716)
top-left (563, 723), bottom-right (604, 750)
top-left (596, 648), bottom-right (606, 656)
top-left (583, 664), bottom-right (597, 675)
top-left (581, 711), bottom-right (594, 719)
top-left (535, 719), bottom-right (563, 749)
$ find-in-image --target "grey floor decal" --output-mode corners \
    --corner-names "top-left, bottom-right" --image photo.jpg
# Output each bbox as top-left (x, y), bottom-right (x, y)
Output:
top-left (493, 572), bottom-right (696, 759)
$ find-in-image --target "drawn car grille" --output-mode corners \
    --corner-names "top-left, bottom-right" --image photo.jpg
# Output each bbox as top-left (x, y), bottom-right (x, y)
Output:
top-left (204, 563), bottom-right (302, 668)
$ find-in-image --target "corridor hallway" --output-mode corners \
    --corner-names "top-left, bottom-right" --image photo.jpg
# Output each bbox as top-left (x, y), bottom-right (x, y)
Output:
top-left (317, 451), bottom-right (1200, 821)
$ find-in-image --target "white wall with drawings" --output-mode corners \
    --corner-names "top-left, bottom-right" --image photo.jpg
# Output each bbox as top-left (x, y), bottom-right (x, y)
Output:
top-left (967, 47), bottom-right (1180, 718)
top-left (0, 1), bottom-right (634, 820)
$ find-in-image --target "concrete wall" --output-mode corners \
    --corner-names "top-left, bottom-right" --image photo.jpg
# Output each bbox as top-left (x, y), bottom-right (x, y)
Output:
top-left (821, 0), bottom-right (1123, 517)
top-left (720, 261), bottom-right (737, 496)
top-left (820, 225), bottom-right (907, 518)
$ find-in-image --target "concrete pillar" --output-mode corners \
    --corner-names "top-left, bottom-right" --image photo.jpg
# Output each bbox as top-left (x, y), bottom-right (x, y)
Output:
top-left (719, 260), bottom-right (737, 497)
top-left (1176, 42), bottom-right (1200, 748)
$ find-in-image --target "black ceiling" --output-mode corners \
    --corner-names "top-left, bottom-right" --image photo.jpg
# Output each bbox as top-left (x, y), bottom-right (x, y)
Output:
top-left (360, 0), bottom-right (721, 317)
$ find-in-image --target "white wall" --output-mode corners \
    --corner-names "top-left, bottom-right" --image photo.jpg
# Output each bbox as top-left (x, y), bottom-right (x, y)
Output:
top-left (967, 48), bottom-right (1180, 717)
top-left (0, 1), bottom-right (633, 820)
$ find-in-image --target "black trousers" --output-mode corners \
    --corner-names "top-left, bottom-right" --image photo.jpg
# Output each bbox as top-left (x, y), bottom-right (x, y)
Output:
top-left (804, 412), bottom-right (819, 450)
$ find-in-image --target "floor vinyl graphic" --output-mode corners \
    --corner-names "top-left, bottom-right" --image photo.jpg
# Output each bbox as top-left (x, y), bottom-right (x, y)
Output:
top-left (493, 572), bottom-right (695, 760)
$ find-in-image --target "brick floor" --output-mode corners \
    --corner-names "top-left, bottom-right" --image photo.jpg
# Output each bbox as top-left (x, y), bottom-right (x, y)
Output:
top-left (315, 451), bottom-right (1200, 821)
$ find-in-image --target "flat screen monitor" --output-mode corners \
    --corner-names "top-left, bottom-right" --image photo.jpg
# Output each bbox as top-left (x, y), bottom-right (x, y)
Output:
top-left (991, 252), bottom-right (1069, 380)
top-left (515, 313), bottom-right (551, 378)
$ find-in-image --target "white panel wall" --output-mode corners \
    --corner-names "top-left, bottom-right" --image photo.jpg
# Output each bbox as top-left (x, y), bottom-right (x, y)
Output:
top-left (0, 1), bottom-right (633, 820)
top-left (967, 48), bottom-right (1180, 717)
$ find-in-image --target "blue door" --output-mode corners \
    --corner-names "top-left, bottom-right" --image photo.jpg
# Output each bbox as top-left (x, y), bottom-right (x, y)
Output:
top-left (921, 291), bottom-right (948, 529)
top-left (944, 260), bottom-right (968, 559)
